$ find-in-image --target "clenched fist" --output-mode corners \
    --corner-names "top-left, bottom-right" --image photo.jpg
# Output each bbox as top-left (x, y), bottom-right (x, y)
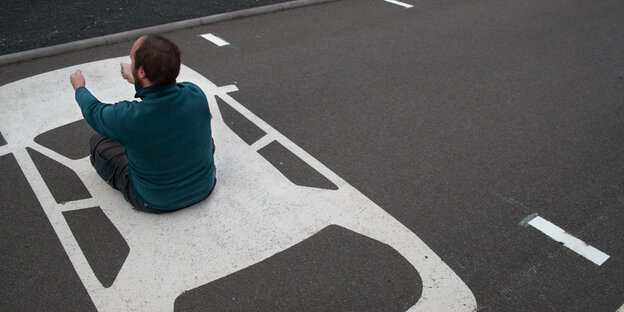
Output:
top-left (70, 70), bottom-right (85, 91)
top-left (121, 62), bottom-right (134, 84)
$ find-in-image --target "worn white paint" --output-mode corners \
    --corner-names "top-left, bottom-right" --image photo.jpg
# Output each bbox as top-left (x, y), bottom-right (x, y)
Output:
top-left (384, 0), bottom-right (414, 8)
top-left (527, 216), bottom-right (610, 266)
top-left (0, 57), bottom-right (476, 311)
top-left (200, 33), bottom-right (230, 47)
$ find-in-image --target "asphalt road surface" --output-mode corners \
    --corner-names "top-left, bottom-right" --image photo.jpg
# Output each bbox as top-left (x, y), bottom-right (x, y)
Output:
top-left (1, 0), bottom-right (293, 55)
top-left (1, 0), bottom-right (623, 311)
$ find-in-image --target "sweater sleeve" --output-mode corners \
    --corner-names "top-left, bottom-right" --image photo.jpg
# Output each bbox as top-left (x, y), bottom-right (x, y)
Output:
top-left (75, 86), bottom-right (126, 143)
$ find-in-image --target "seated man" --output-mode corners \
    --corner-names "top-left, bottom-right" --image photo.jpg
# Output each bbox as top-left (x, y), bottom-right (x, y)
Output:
top-left (69, 35), bottom-right (216, 213)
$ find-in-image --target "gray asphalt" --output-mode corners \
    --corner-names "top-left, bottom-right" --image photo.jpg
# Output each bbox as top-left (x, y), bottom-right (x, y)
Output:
top-left (1, 0), bottom-right (294, 55)
top-left (1, 0), bottom-right (624, 311)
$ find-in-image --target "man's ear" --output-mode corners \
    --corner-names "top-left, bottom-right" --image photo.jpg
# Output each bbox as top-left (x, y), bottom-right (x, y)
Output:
top-left (137, 66), bottom-right (146, 79)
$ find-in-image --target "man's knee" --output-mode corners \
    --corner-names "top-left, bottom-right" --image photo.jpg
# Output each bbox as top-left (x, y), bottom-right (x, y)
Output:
top-left (90, 133), bottom-right (106, 156)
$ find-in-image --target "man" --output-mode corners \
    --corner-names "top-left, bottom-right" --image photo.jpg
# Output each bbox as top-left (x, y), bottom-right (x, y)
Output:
top-left (69, 35), bottom-right (216, 213)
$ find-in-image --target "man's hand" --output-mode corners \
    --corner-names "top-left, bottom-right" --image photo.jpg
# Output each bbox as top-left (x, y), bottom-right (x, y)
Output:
top-left (70, 70), bottom-right (85, 91)
top-left (121, 62), bottom-right (134, 84)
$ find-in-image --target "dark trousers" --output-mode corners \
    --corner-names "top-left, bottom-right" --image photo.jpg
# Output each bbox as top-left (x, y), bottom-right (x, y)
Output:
top-left (89, 134), bottom-right (164, 214)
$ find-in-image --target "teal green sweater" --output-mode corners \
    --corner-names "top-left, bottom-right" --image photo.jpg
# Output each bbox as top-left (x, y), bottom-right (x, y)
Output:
top-left (75, 82), bottom-right (216, 211)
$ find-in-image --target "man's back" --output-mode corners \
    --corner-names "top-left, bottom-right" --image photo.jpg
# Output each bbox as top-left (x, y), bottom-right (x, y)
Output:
top-left (72, 35), bottom-right (215, 213)
top-left (119, 82), bottom-right (215, 210)
top-left (75, 81), bottom-right (215, 211)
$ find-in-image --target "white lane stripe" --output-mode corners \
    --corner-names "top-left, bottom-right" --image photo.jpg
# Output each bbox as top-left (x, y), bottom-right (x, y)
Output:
top-left (200, 33), bottom-right (230, 47)
top-left (384, 0), bottom-right (413, 8)
top-left (527, 216), bottom-right (610, 266)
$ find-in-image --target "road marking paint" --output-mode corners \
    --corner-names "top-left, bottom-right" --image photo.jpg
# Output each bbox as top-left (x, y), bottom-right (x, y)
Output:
top-left (525, 215), bottom-right (610, 266)
top-left (0, 57), bottom-right (478, 311)
top-left (617, 302), bottom-right (624, 312)
top-left (250, 134), bottom-right (275, 151)
top-left (200, 33), bottom-right (230, 47)
top-left (57, 198), bottom-right (100, 212)
top-left (384, 0), bottom-right (413, 8)
top-left (518, 212), bottom-right (538, 227)
top-left (0, 145), bottom-right (12, 157)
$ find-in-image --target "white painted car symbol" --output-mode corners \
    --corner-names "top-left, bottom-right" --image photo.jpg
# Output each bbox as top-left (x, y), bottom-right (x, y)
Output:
top-left (0, 57), bottom-right (476, 311)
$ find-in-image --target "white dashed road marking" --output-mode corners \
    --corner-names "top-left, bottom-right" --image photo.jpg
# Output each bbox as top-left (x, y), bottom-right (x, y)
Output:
top-left (384, 0), bottom-right (414, 8)
top-left (200, 33), bottom-right (230, 47)
top-left (524, 215), bottom-right (610, 266)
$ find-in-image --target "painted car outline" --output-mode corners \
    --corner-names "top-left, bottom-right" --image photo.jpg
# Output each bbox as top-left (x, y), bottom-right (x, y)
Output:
top-left (0, 57), bottom-right (476, 311)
